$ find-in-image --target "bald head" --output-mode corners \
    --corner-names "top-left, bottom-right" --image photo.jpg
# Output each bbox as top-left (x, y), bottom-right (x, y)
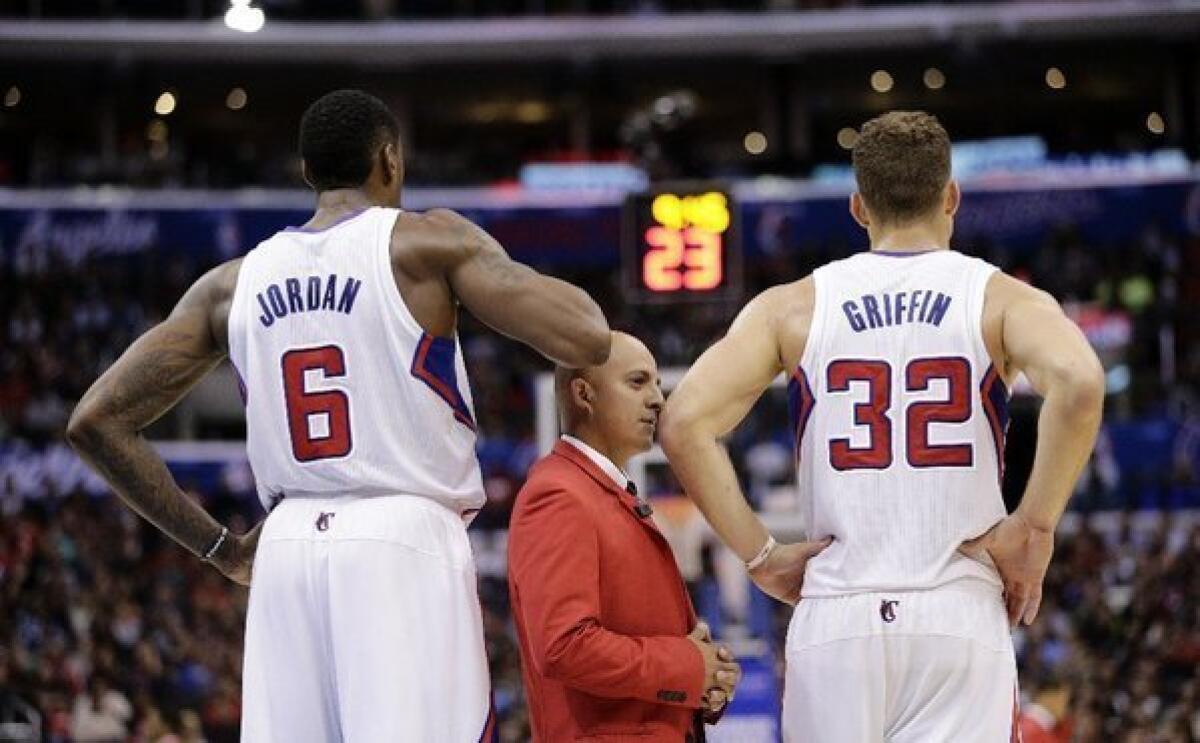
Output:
top-left (555, 332), bottom-right (663, 466)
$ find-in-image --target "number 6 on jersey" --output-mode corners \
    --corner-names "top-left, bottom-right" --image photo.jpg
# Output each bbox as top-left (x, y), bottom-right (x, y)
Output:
top-left (282, 345), bottom-right (353, 462)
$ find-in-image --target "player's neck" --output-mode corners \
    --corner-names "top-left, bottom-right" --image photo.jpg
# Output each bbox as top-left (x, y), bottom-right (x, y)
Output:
top-left (313, 189), bottom-right (379, 216)
top-left (869, 222), bottom-right (950, 254)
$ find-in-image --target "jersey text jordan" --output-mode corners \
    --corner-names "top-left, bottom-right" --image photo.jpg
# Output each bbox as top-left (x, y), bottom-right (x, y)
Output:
top-left (256, 273), bottom-right (363, 328)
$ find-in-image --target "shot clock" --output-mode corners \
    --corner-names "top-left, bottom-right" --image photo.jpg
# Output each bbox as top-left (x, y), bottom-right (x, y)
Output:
top-left (621, 184), bottom-right (742, 303)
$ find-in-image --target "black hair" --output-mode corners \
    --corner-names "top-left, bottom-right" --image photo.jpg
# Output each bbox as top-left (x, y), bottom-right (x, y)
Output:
top-left (298, 89), bottom-right (400, 192)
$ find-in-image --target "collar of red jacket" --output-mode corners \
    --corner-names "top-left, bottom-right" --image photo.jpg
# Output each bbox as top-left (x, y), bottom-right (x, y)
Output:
top-left (551, 440), bottom-right (635, 501)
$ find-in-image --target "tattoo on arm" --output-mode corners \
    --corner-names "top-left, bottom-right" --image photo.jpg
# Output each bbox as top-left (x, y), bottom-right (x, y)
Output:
top-left (70, 290), bottom-right (228, 558)
top-left (473, 235), bottom-right (531, 290)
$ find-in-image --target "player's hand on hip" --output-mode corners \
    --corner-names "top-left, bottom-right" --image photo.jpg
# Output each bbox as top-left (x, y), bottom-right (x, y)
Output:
top-left (959, 512), bottom-right (1054, 626)
top-left (687, 622), bottom-right (740, 705)
top-left (748, 537), bottom-right (833, 606)
top-left (212, 521), bottom-right (264, 587)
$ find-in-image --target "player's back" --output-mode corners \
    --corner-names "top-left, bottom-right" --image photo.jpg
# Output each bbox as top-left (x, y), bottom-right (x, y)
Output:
top-left (792, 248), bottom-right (1007, 597)
top-left (228, 206), bottom-right (483, 514)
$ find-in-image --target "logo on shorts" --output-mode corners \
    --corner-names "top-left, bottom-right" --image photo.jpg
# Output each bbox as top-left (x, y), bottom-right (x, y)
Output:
top-left (880, 599), bottom-right (899, 623)
top-left (316, 512), bottom-right (335, 532)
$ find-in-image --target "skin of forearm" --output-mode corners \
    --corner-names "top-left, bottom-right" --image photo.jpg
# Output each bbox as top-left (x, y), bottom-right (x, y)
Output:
top-left (1016, 381), bottom-right (1104, 530)
top-left (70, 422), bottom-right (223, 557)
top-left (664, 425), bottom-right (769, 561)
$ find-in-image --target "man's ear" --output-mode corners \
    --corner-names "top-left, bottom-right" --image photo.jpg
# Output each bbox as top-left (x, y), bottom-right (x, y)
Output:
top-left (944, 179), bottom-right (961, 217)
top-left (571, 378), bottom-right (596, 418)
top-left (849, 192), bottom-right (871, 229)
top-left (300, 160), bottom-right (315, 191)
top-left (379, 143), bottom-right (399, 186)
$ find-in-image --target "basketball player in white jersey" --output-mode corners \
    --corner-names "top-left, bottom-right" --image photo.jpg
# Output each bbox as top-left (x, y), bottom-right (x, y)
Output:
top-left (660, 111), bottom-right (1105, 741)
top-left (66, 89), bottom-right (611, 742)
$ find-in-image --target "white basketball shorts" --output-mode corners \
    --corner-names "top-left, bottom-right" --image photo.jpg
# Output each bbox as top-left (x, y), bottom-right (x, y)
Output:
top-left (783, 585), bottom-right (1019, 743)
top-left (241, 494), bottom-right (496, 742)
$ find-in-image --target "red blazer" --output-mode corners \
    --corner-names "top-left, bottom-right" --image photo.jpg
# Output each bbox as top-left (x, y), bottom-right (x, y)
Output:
top-left (508, 441), bottom-right (706, 742)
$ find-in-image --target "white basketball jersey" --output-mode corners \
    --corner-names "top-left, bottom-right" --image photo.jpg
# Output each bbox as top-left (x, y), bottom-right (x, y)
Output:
top-left (791, 249), bottom-right (1009, 597)
top-left (227, 207), bottom-right (484, 514)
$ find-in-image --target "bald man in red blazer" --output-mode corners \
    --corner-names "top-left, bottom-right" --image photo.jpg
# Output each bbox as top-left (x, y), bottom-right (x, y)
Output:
top-left (508, 333), bottom-right (738, 742)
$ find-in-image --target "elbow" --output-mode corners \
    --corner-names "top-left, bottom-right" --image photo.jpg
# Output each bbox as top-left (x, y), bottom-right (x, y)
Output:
top-left (557, 317), bottom-right (610, 368)
top-left (1072, 363), bottom-right (1107, 420)
top-left (65, 403), bottom-right (105, 454)
top-left (658, 403), bottom-right (697, 459)
top-left (568, 290), bottom-right (611, 367)
top-left (579, 323), bottom-right (611, 367)
top-left (1056, 356), bottom-right (1106, 422)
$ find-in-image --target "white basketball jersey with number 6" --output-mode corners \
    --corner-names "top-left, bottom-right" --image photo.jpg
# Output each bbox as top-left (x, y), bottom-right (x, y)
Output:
top-left (791, 249), bottom-right (1010, 598)
top-left (227, 207), bottom-right (484, 514)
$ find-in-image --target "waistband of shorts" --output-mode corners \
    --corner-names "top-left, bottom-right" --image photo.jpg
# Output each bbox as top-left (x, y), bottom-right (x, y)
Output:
top-left (788, 583), bottom-right (1011, 651)
top-left (266, 490), bottom-right (480, 523)
top-left (801, 578), bottom-right (1003, 604)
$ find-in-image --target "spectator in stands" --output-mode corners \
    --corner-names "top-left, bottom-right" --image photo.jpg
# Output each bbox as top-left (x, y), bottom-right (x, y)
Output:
top-left (70, 674), bottom-right (133, 742)
top-left (1018, 676), bottom-right (1073, 743)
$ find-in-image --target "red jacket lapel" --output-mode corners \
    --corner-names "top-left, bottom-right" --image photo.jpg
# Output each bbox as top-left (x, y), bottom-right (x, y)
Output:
top-left (550, 440), bottom-right (662, 532)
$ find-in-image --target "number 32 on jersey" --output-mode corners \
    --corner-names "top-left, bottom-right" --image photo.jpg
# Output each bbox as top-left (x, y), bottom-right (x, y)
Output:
top-left (825, 356), bottom-right (973, 471)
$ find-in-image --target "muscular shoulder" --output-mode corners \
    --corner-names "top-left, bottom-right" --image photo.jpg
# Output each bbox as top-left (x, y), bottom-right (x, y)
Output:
top-left (985, 270), bottom-right (1057, 309)
top-left (200, 257), bottom-right (243, 301)
top-left (389, 208), bottom-right (484, 279)
top-left (732, 278), bottom-right (812, 329)
top-left (181, 258), bottom-right (242, 354)
top-left (738, 277), bottom-right (814, 371)
top-left (982, 270), bottom-right (1061, 381)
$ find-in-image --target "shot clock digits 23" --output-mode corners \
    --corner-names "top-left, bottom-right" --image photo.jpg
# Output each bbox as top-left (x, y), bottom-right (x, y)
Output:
top-left (622, 186), bottom-right (740, 302)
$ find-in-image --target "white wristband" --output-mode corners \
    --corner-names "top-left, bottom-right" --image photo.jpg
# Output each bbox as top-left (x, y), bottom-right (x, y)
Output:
top-left (745, 535), bottom-right (776, 572)
top-left (202, 526), bottom-right (229, 562)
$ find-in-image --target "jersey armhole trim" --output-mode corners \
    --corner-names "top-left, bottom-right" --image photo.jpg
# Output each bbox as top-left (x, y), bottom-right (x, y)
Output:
top-left (375, 207), bottom-right (427, 338)
top-left (970, 262), bottom-right (1000, 375)
top-left (799, 269), bottom-right (827, 377)
top-left (226, 247), bottom-right (255, 384)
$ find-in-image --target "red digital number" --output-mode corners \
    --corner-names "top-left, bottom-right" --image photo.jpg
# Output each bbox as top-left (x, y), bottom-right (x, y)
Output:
top-left (682, 228), bottom-right (723, 290)
top-left (906, 357), bottom-right (973, 467)
top-left (827, 356), bottom-right (974, 471)
top-left (827, 359), bottom-right (893, 470)
top-left (282, 345), bottom-right (352, 462)
top-left (643, 226), bottom-right (685, 291)
top-left (642, 226), bottom-right (724, 292)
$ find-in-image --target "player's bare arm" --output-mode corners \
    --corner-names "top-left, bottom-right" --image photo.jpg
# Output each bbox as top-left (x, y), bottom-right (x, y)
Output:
top-left (66, 260), bottom-right (261, 586)
top-left (395, 208), bottom-right (611, 368)
top-left (963, 272), bottom-right (1105, 625)
top-left (660, 280), bottom-right (830, 605)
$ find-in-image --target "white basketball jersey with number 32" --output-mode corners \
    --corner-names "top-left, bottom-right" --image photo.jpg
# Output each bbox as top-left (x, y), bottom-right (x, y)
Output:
top-left (791, 249), bottom-right (1010, 598)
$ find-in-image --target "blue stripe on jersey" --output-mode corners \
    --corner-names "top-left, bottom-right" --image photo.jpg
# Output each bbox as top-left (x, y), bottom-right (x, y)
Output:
top-left (787, 367), bottom-right (816, 465)
top-left (980, 364), bottom-right (1010, 485)
top-left (410, 332), bottom-right (477, 431)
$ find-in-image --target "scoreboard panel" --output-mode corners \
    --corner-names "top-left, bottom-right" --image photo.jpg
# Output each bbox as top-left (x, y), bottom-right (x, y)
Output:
top-left (621, 184), bottom-right (742, 303)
